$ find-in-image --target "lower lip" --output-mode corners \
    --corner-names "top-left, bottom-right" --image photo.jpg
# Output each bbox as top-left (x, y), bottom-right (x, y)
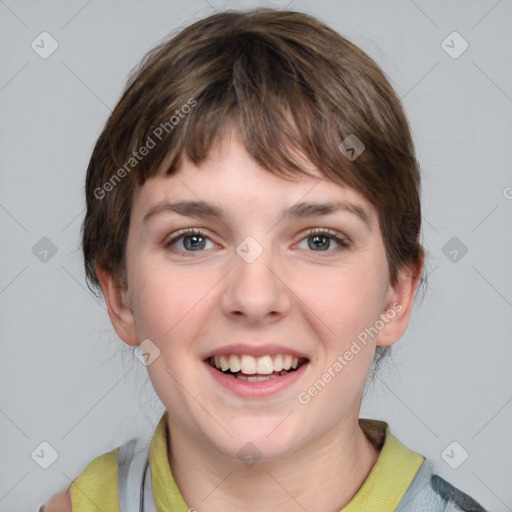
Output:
top-left (204, 361), bottom-right (309, 399)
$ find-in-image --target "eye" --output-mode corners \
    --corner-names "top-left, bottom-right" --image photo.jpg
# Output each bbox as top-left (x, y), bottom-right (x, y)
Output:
top-left (163, 228), bottom-right (216, 253)
top-left (297, 228), bottom-right (350, 253)
top-left (163, 227), bottom-right (350, 255)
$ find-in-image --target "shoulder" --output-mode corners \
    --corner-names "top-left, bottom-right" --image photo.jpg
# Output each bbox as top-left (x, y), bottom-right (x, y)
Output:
top-left (42, 446), bottom-right (120, 512)
top-left (398, 460), bottom-right (488, 512)
top-left (429, 473), bottom-right (488, 512)
top-left (40, 486), bottom-right (72, 512)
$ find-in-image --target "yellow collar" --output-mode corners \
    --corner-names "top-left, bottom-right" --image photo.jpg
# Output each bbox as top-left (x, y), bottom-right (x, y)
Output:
top-left (149, 412), bottom-right (424, 511)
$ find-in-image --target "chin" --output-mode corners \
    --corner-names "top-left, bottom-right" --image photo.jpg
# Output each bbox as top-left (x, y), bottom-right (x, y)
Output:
top-left (210, 418), bottom-right (303, 464)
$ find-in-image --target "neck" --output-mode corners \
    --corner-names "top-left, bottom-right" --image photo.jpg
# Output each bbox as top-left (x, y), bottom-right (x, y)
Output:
top-left (167, 415), bottom-right (380, 512)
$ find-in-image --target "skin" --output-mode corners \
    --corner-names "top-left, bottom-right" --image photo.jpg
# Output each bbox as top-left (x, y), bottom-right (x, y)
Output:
top-left (45, 128), bottom-right (421, 511)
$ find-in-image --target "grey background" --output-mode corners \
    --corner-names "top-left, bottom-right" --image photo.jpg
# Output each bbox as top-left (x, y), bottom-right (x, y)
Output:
top-left (1, 0), bottom-right (511, 510)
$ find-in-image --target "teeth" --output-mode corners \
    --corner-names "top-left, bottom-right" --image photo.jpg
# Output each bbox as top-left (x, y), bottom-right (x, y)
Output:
top-left (236, 373), bottom-right (281, 382)
top-left (211, 353), bottom-right (305, 374)
top-left (219, 355), bottom-right (229, 372)
top-left (229, 354), bottom-right (240, 372)
top-left (240, 354), bottom-right (256, 374)
top-left (256, 355), bottom-right (273, 375)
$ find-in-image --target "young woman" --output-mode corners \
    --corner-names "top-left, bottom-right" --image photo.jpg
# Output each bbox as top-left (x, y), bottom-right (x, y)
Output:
top-left (42, 8), bottom-right (486, 511)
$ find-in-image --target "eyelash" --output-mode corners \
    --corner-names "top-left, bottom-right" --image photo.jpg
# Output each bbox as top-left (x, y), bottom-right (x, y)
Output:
top-left (163, 228), bottom-right (350, 256)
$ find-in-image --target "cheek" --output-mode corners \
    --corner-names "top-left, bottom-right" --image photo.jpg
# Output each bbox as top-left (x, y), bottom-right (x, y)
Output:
top-left (128, 261), bottom-right (213, 342)
top-left (311, 265), bottom-right (386, 338)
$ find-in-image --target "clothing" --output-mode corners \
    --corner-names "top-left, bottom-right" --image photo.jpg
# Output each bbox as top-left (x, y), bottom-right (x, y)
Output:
top-left (68, 412), bottom-right (487, 511)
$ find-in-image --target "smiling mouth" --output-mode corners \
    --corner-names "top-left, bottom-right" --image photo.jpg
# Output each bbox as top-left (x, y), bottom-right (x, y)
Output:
top-left (207, 354), bottom-right (309, 382)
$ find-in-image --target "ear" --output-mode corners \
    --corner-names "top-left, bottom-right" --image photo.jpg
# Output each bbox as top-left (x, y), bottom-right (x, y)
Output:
top-left (96, 264), bottom-right (139, 347)
top-left (377, 259), bottom-right (423, 347)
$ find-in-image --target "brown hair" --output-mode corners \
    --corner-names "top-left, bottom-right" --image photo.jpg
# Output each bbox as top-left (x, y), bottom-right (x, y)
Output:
top-left (81, 8), bottom-right (424, 367)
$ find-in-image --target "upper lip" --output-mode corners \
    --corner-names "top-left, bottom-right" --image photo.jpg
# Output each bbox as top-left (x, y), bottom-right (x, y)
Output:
top-left (202, 344), bottom-right (310, 360)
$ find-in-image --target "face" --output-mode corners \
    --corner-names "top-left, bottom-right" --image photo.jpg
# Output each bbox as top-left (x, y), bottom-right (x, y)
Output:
top-left (108, 129), bottom-right (413, 463)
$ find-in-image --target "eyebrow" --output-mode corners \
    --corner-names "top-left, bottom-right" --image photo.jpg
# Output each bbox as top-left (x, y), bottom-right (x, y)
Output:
top-left (142, 200), bottom-right (371, 229)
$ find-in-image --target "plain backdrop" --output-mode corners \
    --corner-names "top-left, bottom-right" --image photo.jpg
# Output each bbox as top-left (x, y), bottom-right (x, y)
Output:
top-left (1, 0), bottom-right (511, 510)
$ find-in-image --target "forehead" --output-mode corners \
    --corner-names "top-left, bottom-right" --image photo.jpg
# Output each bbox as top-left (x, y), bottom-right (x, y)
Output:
top-left (131, 131), bottom-right (378, 228)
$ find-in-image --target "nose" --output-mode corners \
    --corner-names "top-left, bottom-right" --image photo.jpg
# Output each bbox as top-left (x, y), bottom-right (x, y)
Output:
top-left (221, 238), bottom-right (291, 326)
